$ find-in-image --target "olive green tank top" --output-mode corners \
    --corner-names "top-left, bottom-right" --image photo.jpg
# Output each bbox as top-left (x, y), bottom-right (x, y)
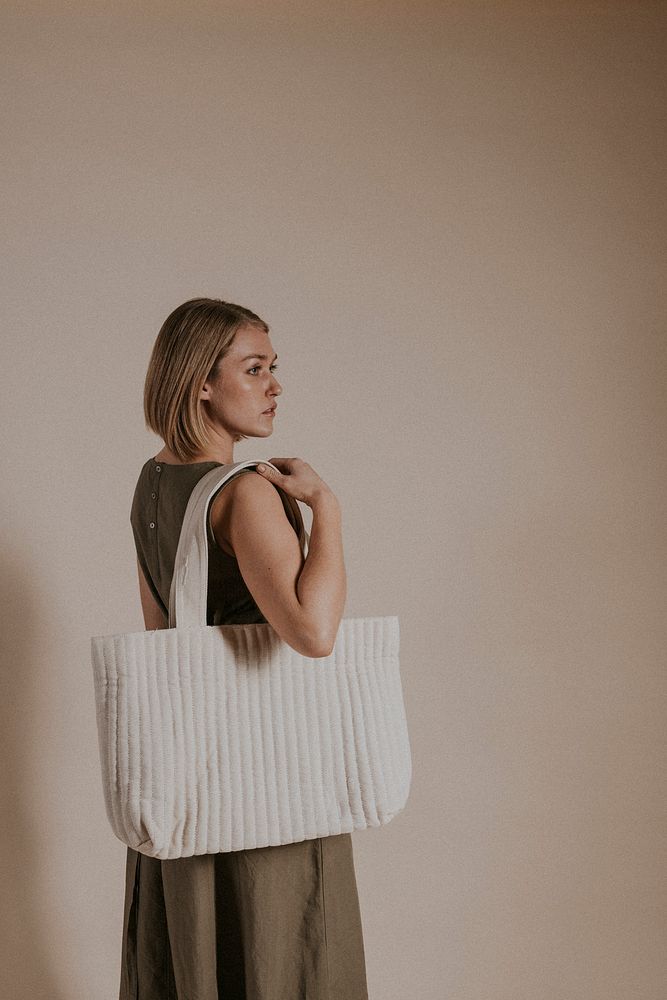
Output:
top-left (130, 456), bottom-right (301, 627)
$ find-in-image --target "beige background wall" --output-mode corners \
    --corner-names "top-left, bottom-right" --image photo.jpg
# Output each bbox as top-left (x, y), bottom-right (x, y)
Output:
top-left (1, 2), bottom-right (665, 998)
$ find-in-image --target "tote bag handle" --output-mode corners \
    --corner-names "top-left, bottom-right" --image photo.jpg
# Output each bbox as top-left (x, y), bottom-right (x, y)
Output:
top-left (168, 461), bottom-right (310, 629)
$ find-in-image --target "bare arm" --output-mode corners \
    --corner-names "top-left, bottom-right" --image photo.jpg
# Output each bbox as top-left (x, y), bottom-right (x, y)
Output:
top-left (216, 472), bottom-right (346, 657)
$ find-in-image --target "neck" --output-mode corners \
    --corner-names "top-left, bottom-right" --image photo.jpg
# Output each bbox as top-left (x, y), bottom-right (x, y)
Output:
top-left (155, 445), bottom-right (233, 465)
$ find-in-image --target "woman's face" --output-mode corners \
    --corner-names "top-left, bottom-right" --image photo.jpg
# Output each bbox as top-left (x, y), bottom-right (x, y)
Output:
top-left (200, 324), bottom-right (282, 442)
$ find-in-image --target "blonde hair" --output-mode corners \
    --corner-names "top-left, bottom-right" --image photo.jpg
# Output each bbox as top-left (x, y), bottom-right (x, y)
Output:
top-left (143, 297), bottom-right (270, 462)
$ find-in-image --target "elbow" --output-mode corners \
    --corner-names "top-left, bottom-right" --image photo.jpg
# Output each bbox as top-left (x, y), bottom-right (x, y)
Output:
top-left (281, 627), bottom-right (333, 659)
top-left (282, 612), bottom-right (340, 659)
top-left (307, 625), bottom-right (338, 659)
top-left (309, 638), bottom-right (335, 659)
top-left (292, 624), bottom-right (335, 659)
top-left (272, 619), bottom-right (336, 659)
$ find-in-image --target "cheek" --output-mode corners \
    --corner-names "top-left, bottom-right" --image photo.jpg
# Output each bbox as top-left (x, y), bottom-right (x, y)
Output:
top-left (222, 378), bottom-right (251, 398)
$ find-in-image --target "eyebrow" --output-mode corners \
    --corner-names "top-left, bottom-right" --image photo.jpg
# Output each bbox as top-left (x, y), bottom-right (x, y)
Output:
top-left (239, 353), bottom-right (278, 362)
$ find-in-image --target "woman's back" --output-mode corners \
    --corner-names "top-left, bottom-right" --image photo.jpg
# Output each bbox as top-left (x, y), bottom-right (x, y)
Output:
top-left (129, 456), bottom-right (301, 626)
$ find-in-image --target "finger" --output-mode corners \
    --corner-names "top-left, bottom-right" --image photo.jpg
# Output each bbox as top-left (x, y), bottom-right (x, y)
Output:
top-left (256, 462), bottom-right (280, 477)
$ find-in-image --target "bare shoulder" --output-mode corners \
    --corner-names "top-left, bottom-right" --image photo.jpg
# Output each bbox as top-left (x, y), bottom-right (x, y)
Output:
top-left (209, 469), bottom-right (284, 556)
top-left (211, 468), bottom-right (279, 520)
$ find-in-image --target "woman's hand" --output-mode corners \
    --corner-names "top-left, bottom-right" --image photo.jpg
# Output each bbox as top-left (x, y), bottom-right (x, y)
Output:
top-left (256, 457), bottom-right (334, 508)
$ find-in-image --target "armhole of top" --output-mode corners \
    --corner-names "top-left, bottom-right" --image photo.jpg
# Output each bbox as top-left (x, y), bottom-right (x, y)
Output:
top-left (134, 539), bottom-right (168, 619)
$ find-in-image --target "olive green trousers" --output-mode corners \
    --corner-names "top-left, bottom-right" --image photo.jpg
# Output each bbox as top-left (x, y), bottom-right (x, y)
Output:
top-left (119, 832), bottom-right (368, 999)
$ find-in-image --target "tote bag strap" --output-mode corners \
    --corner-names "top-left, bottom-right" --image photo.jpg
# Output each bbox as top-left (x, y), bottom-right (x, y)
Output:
top-left (168, 461), bottom-right (310, 629)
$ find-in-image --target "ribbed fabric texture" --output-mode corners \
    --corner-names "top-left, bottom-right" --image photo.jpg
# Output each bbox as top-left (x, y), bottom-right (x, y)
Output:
top-left (91, 615), bottom-right (410, 859)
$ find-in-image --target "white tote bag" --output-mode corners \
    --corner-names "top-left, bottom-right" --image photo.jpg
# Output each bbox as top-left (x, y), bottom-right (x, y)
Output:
top-left (91, 460), bottom-right (411, 859)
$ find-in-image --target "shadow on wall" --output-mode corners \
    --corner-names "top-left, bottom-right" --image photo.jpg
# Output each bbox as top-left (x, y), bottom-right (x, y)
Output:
top-left (0, 552), bottom-right (69, 1000)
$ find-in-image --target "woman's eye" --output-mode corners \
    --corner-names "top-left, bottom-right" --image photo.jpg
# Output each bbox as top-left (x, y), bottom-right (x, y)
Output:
top-left (248, 365), bottom-right (279, 375)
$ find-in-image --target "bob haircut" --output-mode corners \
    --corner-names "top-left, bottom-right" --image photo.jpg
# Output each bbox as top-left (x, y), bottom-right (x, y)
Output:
top-left (144, 297), bottom-right (270, 462)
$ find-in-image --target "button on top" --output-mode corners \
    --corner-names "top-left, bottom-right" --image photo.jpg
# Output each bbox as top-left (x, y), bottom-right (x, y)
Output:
top-left (155, 464), bottom-right (161, 472)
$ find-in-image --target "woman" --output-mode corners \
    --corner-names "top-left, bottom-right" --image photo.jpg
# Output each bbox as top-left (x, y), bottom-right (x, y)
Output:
top-left (120, 298), bottom-right (368, 999)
